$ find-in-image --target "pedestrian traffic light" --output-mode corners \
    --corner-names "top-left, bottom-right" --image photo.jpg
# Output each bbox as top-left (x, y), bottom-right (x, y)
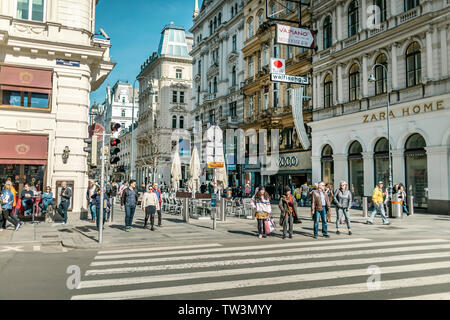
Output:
top-left (110, 136), bottom-right (121, 165)
top-left (83, 137), bottom-right (97, 166)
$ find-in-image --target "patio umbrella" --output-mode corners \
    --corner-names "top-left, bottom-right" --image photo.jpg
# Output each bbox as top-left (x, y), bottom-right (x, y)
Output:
top-left (171, 143), bottom-right (182, 192)
top-left (188, 146), bottom-right (201, 195)
top-left (216, 164), bottom-right (228, 191)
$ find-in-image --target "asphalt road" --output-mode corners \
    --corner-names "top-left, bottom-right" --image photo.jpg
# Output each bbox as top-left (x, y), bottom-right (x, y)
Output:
top-left (1, 235), bottom-right (450, 300)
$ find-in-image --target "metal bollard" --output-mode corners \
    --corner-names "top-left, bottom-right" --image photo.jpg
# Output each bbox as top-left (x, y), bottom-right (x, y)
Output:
top-left (408, 196), bottom-right (414, 216)
top-left (212, 207), bottom-right (216, 230)
top-left (220, 198), bottom-right (226, 221)
top-left (183, 198), bottom-right (189, 222)
top-left (362, 197), bottom-right (368, 218)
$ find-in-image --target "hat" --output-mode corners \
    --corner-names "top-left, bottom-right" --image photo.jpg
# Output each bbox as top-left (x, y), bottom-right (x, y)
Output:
top-left (284, 186), bottom-right (291, 194)
top-left (378, 181), bottom-right (384, 184)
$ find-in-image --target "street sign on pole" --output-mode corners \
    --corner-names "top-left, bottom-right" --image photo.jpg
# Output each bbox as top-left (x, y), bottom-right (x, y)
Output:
top-left (270, 58), bottom-right (285, 75)
top-left (276, 24), bottom-right (315, 49)
top-left (270, 73), bottom-right (309, 85)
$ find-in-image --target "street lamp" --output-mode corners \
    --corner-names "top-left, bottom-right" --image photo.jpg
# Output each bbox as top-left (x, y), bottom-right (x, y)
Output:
top-left (131, 77), bottom-right (154, 180)
top-left (369, 63), bottom-right (393, 214)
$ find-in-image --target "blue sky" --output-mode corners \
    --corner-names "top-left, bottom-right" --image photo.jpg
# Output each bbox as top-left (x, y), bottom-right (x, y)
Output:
top-left (90, 0), bottom-right (196, 105)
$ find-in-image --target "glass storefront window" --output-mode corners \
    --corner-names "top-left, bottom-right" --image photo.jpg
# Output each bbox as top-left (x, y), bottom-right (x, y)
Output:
top-left (0, 164), bottom-right (45, 195)
top-left (321, 144), bottom-right (334, 185)
top-left (348, 141), bottom-right (363, 201)
top-left (405, 133), bottom-right (427, 208)
top-left (374, 138), bottom-right (390, 188)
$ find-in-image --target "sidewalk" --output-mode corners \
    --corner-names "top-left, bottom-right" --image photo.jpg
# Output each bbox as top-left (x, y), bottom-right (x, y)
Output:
top-left (1, 203), bottom-right (449, 249)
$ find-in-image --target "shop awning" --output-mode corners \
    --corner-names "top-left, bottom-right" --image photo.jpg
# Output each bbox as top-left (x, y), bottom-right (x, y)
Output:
top-left (0, 85), bottom-right (51, 94)
top-left (0, 65), bottom-right (52, 89)
top-left (0, 134), bottom-right (48, 165)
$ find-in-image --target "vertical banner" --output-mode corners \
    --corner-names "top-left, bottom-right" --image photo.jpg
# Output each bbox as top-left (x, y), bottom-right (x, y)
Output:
top-left (292, 87), bottom-right (311, 150)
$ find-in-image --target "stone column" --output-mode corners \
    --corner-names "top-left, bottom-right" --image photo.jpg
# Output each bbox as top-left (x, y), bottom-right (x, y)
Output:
top-left (426, 30), bottom-right (434, 81)
top-left (337, 64), bottom-right (343, 103)
top-left (333, 154), bottom-right (348, 189)
top-left (361, 0), bottom-right (367, 30)
top-left (425, 146), bottom-right (450, 214)
top-left (337, 5), bottom-right (343, 41)
top-left (440, 27), bottom-right (448, 79)
top-left (362, 54), bottom-right (369, 97)
top-left (333, 66), bottom-right (338, 105)
top-left (362, 152), bottom-right (374, 197)
top-left (391, 43), bottom-right (398, 90)
top-left (311, 156), bottom-right (321, 185)
top-left (391, 149), bottom-right (405, 185)
top-left (313, 74), bottom-right (318, 109)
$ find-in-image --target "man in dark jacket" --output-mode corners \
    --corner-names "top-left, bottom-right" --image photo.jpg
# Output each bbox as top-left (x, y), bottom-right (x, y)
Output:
top-left (121, 180), bottom-right (138, 231)
top-left (57, 181), bottom-right (72, 225)
top-left (311, 181), bottom-right (331, 239)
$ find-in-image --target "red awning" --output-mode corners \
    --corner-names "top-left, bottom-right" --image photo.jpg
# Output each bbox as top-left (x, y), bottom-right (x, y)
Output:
top-left (0, 85), bottom-right (51, 94)
top-left (0, 134), bottom-right (48, 164)
top-left (0, 65), bottom-right (52, 89)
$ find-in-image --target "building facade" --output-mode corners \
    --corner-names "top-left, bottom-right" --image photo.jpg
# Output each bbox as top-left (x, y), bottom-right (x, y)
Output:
top-left (0, 0), bottom-right (114, 213)
top-left (136, 23), bottom-right (193, 188)
top-left (189, 0), bottom-right (245, 187)
top-left (241, 0), bottom-right (313, 199)
top-left (309, 0), bottom-right (450, 213)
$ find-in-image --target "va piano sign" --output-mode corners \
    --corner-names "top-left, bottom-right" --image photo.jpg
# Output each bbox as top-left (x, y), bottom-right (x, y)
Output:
top-left (276, 24), bottom-right (315, 49)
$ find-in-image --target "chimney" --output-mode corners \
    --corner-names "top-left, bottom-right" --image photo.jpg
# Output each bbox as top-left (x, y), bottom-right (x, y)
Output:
top-left (193, 0), bottom-right (199, 18)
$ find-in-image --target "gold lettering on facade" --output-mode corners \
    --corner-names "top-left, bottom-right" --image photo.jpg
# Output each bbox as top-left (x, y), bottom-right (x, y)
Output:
top-left (389, 110), bottom-right (395, 118)
top-left (379, 112), bottom-right (386, 120)
top-left (424, 103), bottom-right (433, 112)
top-left (437, 100), bottom-right (444, 110)
top-left (363, 114), bottom-right (369, 123)
top-left (402, 108), bottom-right (410, 116)
top-left (413, 105), bottom-right (421, 114)
top-left (370, 114), bottom-right (377, 122)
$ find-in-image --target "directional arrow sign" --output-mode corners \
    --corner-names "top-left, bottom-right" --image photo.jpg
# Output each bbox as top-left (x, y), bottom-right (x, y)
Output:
top-left (276, 24), bottom-right (315, 49)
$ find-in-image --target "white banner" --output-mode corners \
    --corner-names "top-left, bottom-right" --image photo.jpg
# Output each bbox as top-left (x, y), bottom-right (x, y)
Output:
top-left (292, 87), bottom-right (311, 150)
top-left (276, 24), bottom-right (315, 49)
top-left (270, 73), bottom-right (309, 84)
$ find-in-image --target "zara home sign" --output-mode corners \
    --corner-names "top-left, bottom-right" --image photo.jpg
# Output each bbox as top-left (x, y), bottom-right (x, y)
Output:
top-left (363, 100), bottom-right (444, 123)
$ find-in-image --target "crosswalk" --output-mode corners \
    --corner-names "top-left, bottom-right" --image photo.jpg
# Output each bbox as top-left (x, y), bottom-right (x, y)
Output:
top-left (71, 238), bottom-right (450, 300)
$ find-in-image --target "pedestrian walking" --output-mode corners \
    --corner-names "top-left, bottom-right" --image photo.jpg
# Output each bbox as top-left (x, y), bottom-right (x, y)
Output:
top-left (244, 183), bottom-right (251, 198)
top-left (334, 181), bottom-right (352, 235)
top-left (200, 182), bottom-right (207, 194)
top-left (57, 181), bottom-right (72, 225)
top-left (311, 181), bottom-right (331, 239)
top-left (121, 180), bottom-right (138, 231)
top-left (141, 186), bottom-right (160, 231)
top-left (251, 187), bottom-right (271, 239)
top-left (0, 180), bottom-right (21, 231)
top-left (366, 181), bottom-right (390, 225)
top-left (118, 181), bottom-right (128, 197)
top-left (394, 184), bottom-right (410, 216)
top-left (279, 186), bottom-right (296, 239)
top-left (5, 178), bottom-right (17, 213)
top-left (300, 182), bottom-right (309, 207)
top-left (86, 180), bottom-right (97, 222)
top-left (293, 185), bottom-right (302, 207)
top-left (153, 182), bottom-right (163, 227)
top-left (91, 187), bottom-right (109, 230)
top-left (324, 183), bottom-right (334, 223)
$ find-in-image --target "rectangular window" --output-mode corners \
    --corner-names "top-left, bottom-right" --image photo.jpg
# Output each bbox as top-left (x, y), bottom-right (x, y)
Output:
top-left (285, 84), bottom-right (292, 107)
top-left (172, 91), bottom-right (177, 103)
top-left (248, 56), bottom-right (254, 77)
top-left (198, 60), bottom-right (202, 74)
top-left (249, 96), bottom-right (253, 118)
top-left (232, 35), bottom-right (237, 52)
top-left (176, 69), bottom-right (182, 79)
top-left (16, 0), bottom-right (45, 22)
top-left (229, 102), bottom-right (237, 117)
top-left (286, 45), bottom-right (292, 59)
top-left (180, 91), bottom-right (185, 103)
top-left (273, 83), bottom-right (279, 108)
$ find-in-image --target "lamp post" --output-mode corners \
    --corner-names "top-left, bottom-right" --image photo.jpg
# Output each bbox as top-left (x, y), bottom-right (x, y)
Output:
top-left (369, 63), bottom-right (393, 214)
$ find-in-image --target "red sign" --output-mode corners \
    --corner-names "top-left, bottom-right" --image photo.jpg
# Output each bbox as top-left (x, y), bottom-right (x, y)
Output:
top-left (88, 123), bottom-right (105, 141)
top-left (0, 65), bottom-right (52, 89)
top-left (0, 134), bottom-right (48, 165)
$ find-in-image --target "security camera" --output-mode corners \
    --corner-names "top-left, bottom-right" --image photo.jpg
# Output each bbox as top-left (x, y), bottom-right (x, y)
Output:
top-left (99, 28), bottom-right (110, 40)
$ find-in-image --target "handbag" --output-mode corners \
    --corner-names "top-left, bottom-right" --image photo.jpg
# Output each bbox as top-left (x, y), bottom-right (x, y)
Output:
top-left (264, 217), bottom-right (276, 234)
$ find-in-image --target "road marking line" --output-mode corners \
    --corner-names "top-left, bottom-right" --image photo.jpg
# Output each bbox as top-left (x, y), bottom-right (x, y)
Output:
top-left (90, 239), bottom-right (448, 267)
top-left (33, 246), bottom-right (40, 251)
top-left (0, 246), bottom-right (24, 252)
top-left (78, 251), bottom-right (450, 289)
top-left (94, 238), bottom-right (372, 260)
top-left (97, 243), bottom-right (222, 255)
top-left (392, 292), bottom-right (450, 300)
top-left (85, 243), bottom-right (450, 275)
top-left (71, 261), bottom-right (450, 300)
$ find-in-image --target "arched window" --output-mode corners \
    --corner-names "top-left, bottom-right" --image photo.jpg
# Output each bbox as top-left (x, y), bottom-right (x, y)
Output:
top-left (232, 66), bottom-right (237, 86)
top-left (405, 133), bottom-right (427, 208)
top-left (375, 54), bottom-right (387, 95)
top-left (218, 12), bottom-right (222, 25)
top-left (348, 0), bottom-right (359, 37)
top-left (349, 64), bottom-right (360, 101)
top-left (231, 6), bottom-right (234, 17)
top-left (257, 10), bottom-right (264, 26)
top-left (213, 77), bottom-right (218, 93)
top-left (348, 141), bottom-right (363, 202)
top-left (179, 116), bottom-right (184, 129)
top-left (214, 17), bottom-right (217, 31)
top-left (373, 0), bottom-right (387, 23)
top-left (247, 18), bottom-right (254, 39)
top-left (405, 0), bottom-right (420, 11)
top-left (324, 74), bottom-right (333, 108)
top-left (374, 137), bottom-right (390, 188)
top-left (172, 115), bottom-right (177, 129)
top-left (209, 20), bottom-right (213, 36)
top-left (323, 16), bottom-right (332, 49)
top-left (321, 145), bottom-right (334, 185)
top-left (406, 42), bottom-right (421, 87)
top-left (121, 109), bottom-right (126, 117)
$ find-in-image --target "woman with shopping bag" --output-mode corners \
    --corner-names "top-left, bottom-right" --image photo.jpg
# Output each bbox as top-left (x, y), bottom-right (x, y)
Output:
top-left (279, 186), bottom-right (297, 239)
top-left (251, 187), bottom-right (272, 239)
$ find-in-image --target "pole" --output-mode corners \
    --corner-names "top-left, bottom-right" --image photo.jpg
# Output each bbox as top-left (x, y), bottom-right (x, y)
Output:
top-left (131, 79), bottom-right (138, 180)
top-left (385, 64), bottom-right (393, 216)
top-left (99, 131), bottom-right (105, 244)
top-left (213, 168), bottom-right (217, 230)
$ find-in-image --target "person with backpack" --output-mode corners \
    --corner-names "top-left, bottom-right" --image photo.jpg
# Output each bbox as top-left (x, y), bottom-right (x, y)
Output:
top-left (333, 181), bottom-right (353, 235)
top-left (279, 186), bottom-right (296, 239)
top-left (121, 180), bottom-right (138, 232)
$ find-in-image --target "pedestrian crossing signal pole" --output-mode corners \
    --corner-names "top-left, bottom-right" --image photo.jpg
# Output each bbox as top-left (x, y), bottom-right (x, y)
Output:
top-left (99, 130), bottom-right (105, 244)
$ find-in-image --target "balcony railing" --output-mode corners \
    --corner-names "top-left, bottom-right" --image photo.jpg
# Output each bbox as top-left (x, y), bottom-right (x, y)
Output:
top-left (399, 7), bottom-right (420, 24)
top-left (344, 35), bottom-right (359, 48)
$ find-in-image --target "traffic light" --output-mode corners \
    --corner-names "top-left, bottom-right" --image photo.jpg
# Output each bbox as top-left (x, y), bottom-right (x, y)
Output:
top-left (83, 137), bottom-right (97, 166)
top-left (109, 122), bottom-right (121, 165)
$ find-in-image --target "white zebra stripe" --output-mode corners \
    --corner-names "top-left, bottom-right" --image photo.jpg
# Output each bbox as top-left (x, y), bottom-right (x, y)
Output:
top-left (94, 238), bottom-right (371, 260)
top-left (97, 243), bottom-right (222, 255)
top-left (78, 251), bottom-right (450, 289)
top-left (71, 261), bottom-right (450, 300)
top-left (90, 239), bottom-right (448, 267)
top-left (392, 292), bottom-right (450, 300)
top-left (86, 242), bottom-right (450, 275)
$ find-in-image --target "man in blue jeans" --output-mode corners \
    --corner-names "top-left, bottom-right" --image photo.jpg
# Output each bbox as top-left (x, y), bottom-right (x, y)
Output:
top-left (121, 180), bottom-right (138, 232)
top-left (310, 181), bottom-right (331, 239)
top-left (57, 181), bottom-right (72, 225)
